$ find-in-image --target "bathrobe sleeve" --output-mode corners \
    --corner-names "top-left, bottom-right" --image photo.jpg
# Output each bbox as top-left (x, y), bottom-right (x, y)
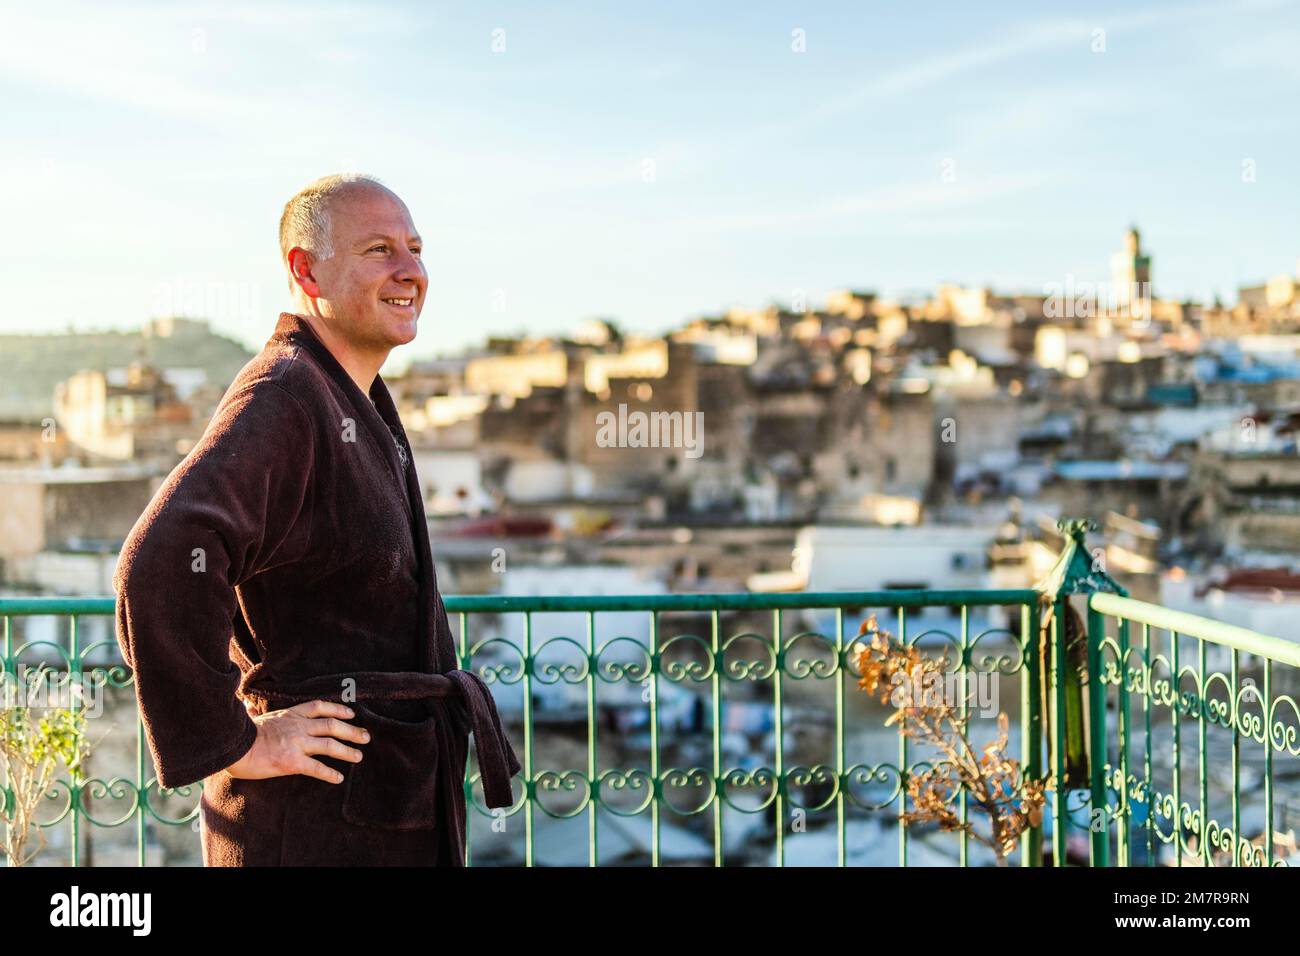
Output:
top-left (113, 380), bottom-right (316, 790)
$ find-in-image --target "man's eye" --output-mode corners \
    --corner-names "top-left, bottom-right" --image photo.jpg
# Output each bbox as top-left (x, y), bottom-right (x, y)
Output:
top-left (410, 247), bottom-right (422, 256)
top-left (369, 244), bottom-right (387, 253)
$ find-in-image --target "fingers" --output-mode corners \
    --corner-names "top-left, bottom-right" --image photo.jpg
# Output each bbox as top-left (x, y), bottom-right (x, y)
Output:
top-left (300, 732), bottom-right (366, 766)
top-left (305, 715), bottom-right (371, 746)
top-left (289, 699), bottom-right (357, 721)
top-left (299, 756), bottom-right (350, 785)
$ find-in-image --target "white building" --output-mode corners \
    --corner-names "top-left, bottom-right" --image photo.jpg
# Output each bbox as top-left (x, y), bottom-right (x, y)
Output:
top-left (747, 524), bottom-right (1013, 644)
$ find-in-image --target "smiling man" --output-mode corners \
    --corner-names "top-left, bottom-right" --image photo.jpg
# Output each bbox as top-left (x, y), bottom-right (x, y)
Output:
top-left (113, 173), bottom-right (519, 866)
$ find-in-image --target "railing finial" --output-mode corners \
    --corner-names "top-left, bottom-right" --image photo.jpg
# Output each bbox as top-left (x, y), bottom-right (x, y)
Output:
top-left (1056, 516), bottom-right (1096, 540)
top-left (1035, 515), bottom-right (1128, 599)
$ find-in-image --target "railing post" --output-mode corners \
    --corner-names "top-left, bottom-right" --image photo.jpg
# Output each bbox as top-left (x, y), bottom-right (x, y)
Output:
top-left (1086, 599), bottom-right (1109, 868)
top-left (1034, 517), bottom-right (1127, 867)
top-left (1020, 599), bottom-right (1042, 867)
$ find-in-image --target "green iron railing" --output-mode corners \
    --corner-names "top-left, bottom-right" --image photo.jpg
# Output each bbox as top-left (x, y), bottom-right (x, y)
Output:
top-left (443, 589), bottom-right (1043, 867)
top-left (1, 517), bottom-right (1296, 867)
top-left (1087, 591), bottom-right (1300, 867)
top-left (1040, 517), bottom-right (1299, 868)
top-left (1, 590), bottom-right (1045, 866)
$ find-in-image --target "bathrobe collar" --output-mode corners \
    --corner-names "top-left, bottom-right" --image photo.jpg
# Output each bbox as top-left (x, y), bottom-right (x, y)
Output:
top-left (271, 312), bottom-right (413, 520)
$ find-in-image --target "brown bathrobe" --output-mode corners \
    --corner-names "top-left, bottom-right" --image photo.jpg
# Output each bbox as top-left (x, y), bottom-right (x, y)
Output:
top-left (112, 311), bottom-right (520, 866)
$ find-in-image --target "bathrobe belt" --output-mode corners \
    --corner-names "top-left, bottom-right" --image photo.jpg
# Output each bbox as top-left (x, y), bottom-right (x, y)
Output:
top-left (241, 669), bottom-right (521, 810)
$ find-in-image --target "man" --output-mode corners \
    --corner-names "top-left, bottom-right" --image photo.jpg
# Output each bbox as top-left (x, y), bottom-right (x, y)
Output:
top-left (113, 173), bottom-right (520, 866)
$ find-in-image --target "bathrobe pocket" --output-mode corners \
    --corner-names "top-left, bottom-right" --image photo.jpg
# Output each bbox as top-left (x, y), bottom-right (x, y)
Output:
top-left (340, 702), bottom-right (441, 830)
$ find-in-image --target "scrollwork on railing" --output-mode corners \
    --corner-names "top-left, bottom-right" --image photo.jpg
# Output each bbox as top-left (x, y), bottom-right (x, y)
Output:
top-left (1270, 695), bottom-right (1300, 756)
top-left (1201, 671), bottom-right (1235, 729)
top-left (523, 769), bottom-right (589, 818)
top-left (529, 635), bottom-right (591, 686)
top-left (1092, 635), bottom-right (1300, 754)
top-left (841, 762), bottom-right (906, 812)
top-left (597, 768), bottom-right (657, 817)
top-left (76, 776), bottom-right (142, 827)
top-left (659, 767), bottom-right (717, 815)
top-left (718, 766), bottom-right (780, 812)
top-left (658, 633), bottom-right (715, 682)
top-left (969, 626), bottom-right (1026, 675)
top-left (718, 631), bottom-right (777, 682)
top-left (593, 637), bottom-right (654, 684)
top-left (460, 631), bottom-right (524, 681)
top-left (781, 631), bottom-right (838, 679)
top-left (1097, 764), bottom-right (1288, 867)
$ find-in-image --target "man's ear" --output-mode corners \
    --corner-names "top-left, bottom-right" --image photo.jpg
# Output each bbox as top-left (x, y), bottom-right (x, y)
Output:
top-left (287, 247), bottom-right (322, 298)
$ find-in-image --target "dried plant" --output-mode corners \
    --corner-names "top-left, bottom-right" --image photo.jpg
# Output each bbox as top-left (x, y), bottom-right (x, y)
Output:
top-left (1, 663), bottom-right (95, 866)
top-left (855, 614), bottom-right (1046, 864)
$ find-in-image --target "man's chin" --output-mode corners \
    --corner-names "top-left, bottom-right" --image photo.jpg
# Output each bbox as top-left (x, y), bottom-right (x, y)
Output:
top-left (394, 318), bottom-right (418, 345)
top-left (380, 317), bottom-right (418, 347)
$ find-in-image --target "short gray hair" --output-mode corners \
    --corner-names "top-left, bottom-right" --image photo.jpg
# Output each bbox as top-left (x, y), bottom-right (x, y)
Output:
top-left (279, 172), bottom-right (385, 276)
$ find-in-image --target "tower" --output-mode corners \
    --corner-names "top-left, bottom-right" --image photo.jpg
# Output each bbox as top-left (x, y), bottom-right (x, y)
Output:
top-left (1109, 225), bottom-right (1152, 320)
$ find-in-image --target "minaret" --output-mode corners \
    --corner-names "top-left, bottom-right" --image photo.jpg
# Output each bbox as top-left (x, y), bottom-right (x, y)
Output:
top-left (1109, 225), bottom-right (1152, 320)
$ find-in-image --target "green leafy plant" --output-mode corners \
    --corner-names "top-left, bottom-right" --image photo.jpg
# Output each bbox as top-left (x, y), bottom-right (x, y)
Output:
top-left (1, 663), bottom-right (95, 866)
top-left (854, 614), bottom-right (1047, 865)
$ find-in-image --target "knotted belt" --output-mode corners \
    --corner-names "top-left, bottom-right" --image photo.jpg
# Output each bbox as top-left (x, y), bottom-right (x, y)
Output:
top-left (240, 668), bottom-right (521, 819)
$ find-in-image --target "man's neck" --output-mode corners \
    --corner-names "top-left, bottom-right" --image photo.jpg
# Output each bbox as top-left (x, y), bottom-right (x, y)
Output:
top-left (295, 312), bottom-right (388, 400)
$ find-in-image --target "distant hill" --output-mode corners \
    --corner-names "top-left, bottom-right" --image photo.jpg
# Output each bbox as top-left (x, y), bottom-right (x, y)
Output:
top-left (0, 318), bottom-right (255, 423)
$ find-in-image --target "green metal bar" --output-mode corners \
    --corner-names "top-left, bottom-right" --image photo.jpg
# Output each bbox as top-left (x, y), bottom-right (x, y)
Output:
top-left (1172, 629), bottom-right (1181, 868)
top-left (1, 589), bottom-right (1044, 617)
top-left (958, 604), bottom-right (969, 868)
top-left (650, 609), bottom-right (660, 868)
top-left (1086, 602), bottom-right (1108, 867)
top-left (3, 614), bottom-right (10, 866)
top-left (1051, 598), bottom-right (1067, 866)
top-left (1142, 622), bottom-right (1153, 866)
top-left (0, 598), bottom-right (119, 615)
top-left (1198, 639), bottom-right (1209, 867)
top-left (69, 614), bottom-right (80, 868)
top-left (1021, 600), bottom-right (1042, 867)
top-left (586, 610), bottom-right (597, 868)
top-left (454, 591), bottom-right (1043, 613)
top-left (1230, 648), bottom-right (1239, 868)
top-left (898, 605), bottom-right (907, 868)
top-left (523, 611), bottom-right (534, 867)
top-left (711, 608), bottom-right (722, 868)
top-left (835, 606), bottom-right (845, 869)
top-left (1264, 660), bottom-right (1274, 866)
top-left (773, 608), bottom-right (783, 867)
top-left (1117, 616), bottom-right (1130, 867)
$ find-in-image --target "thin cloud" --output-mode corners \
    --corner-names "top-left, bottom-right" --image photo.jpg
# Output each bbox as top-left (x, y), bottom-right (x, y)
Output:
top-left (0, 1), bottom-right (378, 119)
top-left (740, 0), bottom-right (1287, 146)
top-left (659, 171), bottom-right (1055, 234)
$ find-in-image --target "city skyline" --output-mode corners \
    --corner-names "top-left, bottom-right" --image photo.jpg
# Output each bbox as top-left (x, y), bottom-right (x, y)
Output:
top-left (3, 0), bottom-right (1299, 364)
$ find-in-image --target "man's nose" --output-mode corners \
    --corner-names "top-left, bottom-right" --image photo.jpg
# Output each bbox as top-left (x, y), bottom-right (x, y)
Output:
top-left (393, 248), bottom-right (425, 284)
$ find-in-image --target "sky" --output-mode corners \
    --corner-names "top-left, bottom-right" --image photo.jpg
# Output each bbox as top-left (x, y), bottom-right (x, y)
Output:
top-left (2, 0), bottom-right (1299, 370)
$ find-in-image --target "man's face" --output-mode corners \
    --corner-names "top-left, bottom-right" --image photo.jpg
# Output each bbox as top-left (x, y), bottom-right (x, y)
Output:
top-left (309, 185), bottom-right (427, 350)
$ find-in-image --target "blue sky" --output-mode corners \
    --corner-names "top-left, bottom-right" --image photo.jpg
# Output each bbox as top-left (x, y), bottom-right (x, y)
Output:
top-left (2, 0), bottom-right (1298, 368)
